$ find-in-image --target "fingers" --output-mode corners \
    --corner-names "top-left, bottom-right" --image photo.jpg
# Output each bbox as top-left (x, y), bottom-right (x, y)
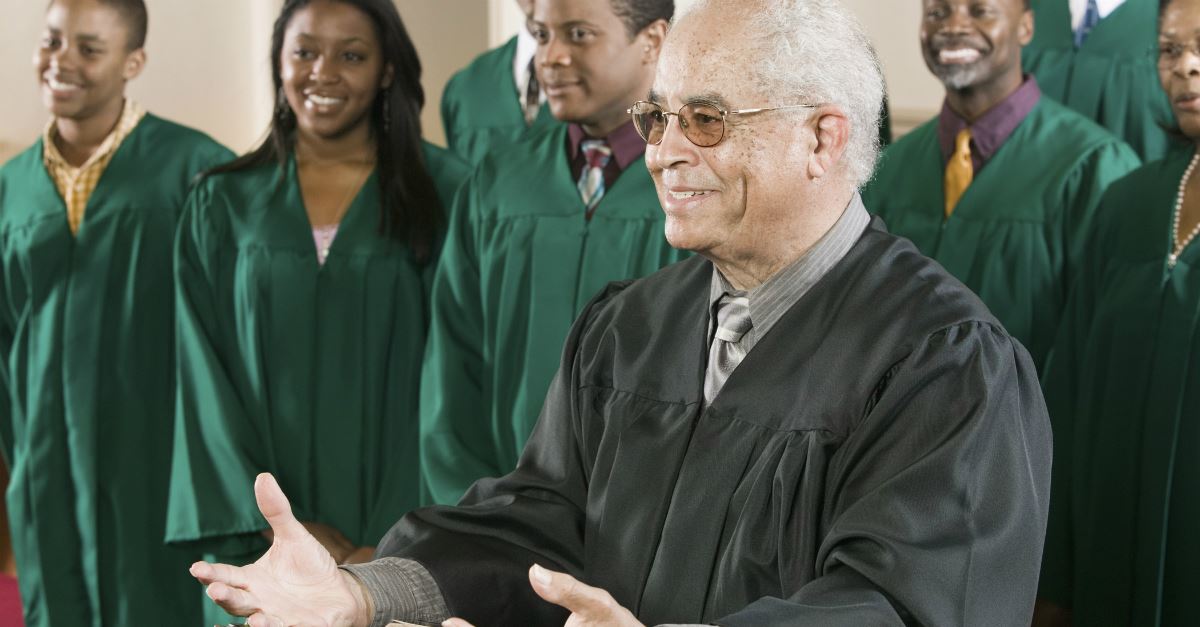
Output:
top-left (254, 473), bottom-right (309, 543)
top-left (190, 561), bottom-right (249, 589)
top-left (248, 613), bottom-right (287, 627)
top-left (205, 581), bottom-right (259, 615)
top-left (528, 564), bottom-right (624, 621)
top-left (442, 619), bottom-right (476, 627)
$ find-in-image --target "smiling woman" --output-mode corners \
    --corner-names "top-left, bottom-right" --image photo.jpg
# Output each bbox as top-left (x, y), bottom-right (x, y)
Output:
top-left (161, 1), bottom-right (469, 624)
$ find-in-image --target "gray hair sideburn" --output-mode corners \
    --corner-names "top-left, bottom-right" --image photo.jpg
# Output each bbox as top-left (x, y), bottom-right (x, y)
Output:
top-left (677, 0), bottom-right (885, 187)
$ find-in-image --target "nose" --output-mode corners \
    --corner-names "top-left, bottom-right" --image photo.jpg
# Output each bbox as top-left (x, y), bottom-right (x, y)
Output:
top-left (310, 55), bottom-right (339, 83)
top-left (540, 34), bottom-right (571, 69)
top-left (647, 111), bottom-right (698, 172)
top-left (939, 6), bottom-right (973, 35)
top-left (1178, 47), bottom-right (1200, 77)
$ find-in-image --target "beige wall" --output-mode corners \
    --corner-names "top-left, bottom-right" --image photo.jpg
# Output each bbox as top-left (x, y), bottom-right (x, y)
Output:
top-left (0, 1), bottom-right (941, 164)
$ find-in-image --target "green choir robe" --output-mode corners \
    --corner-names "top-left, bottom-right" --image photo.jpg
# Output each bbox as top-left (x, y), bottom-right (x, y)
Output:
top-left (1023, 0), bottom-right (1176, 161)
top-left (863, 98), bottom-right (1139, 370)
top-left (420, 124), bottom-right (688, 505)
top-left (1040, 146), bottom-right (1200, 626)
top-left (165, 143), bottom-right (467, 624)
top-left (0, 114), bottom-right (231, 627)
top-left (440, 36), bottom-right (555, 166)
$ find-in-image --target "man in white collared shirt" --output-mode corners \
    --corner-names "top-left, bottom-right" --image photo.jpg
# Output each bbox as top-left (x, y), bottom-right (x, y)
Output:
top-left (1024, 0), bottom-right (1173, 161)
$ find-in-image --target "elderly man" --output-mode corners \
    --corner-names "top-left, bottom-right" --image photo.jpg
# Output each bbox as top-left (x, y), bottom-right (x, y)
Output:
top-left (190, 1), bottom-right (1052, 625)
top-left (863, 0), bottom-right (1138, 372)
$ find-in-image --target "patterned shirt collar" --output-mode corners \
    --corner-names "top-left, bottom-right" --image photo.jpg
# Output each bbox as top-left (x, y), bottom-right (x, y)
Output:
top-left (43, 98), bottom-right (145, 171)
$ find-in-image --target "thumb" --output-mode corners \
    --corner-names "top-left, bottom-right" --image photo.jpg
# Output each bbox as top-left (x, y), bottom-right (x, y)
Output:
top-left (529, 564), bottom-right (615, 619)
top-left (254, 473), bottom-right (308, 543)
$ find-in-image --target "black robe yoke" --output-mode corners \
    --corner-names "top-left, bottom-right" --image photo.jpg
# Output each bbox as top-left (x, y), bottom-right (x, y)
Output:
top-left (383, 218), bottom-right (1052, 626)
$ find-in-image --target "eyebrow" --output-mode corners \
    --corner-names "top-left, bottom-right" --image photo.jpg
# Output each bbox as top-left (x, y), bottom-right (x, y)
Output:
top-left (296, 33), bottom-right (368, 45)
top-left (44, 28), bottom-right (106, 43)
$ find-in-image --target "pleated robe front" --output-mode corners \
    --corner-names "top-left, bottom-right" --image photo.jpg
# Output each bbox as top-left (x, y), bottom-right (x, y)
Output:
top-left (0, 115), bottom-right (231, 627)
top-left (166, 145), bottom-right (467, 624)
top-left (1040, 146), bottom-right (1200, 626)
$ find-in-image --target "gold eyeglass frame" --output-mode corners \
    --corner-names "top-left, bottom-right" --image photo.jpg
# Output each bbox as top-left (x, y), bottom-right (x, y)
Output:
top-left (627, 100), bottom-right (821, 147)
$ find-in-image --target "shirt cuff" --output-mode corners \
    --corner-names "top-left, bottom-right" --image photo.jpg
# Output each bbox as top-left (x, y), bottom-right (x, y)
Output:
top-left (340, 557), bottom-right (451, 627)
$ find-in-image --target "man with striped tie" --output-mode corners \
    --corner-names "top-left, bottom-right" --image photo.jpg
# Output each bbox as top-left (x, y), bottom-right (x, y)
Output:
top-left (1024, 0), bottom-right (1175, 160)
top-left (863, 0), bottom-right (1139, 373)
top-left (440, 0), bottom-right (555, 166)
top-left (419, 0), bottom-right (689, 507)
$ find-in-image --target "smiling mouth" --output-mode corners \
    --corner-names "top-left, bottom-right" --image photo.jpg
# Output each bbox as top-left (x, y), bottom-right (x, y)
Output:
top-left (306, 94), bottom-right (346, 107)
top-left (669, 190), bottom-right (711, 200)
top-left (937, 48), bottom-right (983, 64)
top-left (44, 75), bottom-right (82, 92)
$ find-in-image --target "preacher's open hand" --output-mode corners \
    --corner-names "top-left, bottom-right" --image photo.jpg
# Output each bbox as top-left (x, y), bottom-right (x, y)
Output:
top-left (189, 473), bottom-right (372, 627)
top-left (442, 564), bottom-right (644, 627)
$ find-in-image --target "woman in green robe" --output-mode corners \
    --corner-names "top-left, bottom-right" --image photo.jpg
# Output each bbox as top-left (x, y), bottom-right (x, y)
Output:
top-left (165, 0), bottom-right (466, 622)
top-left (1036, 1), bottom-right (1200, 624)
top-left (1024, 0), bottom-right (1177, 161)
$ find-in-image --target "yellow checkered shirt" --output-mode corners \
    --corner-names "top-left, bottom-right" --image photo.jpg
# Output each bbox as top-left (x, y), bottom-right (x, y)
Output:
top-left (42, 99), bottom-right (146, 234)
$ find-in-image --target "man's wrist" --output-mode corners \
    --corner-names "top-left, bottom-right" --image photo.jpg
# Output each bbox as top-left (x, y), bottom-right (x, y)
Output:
top-left (340, 569), bottom-right (376, 627)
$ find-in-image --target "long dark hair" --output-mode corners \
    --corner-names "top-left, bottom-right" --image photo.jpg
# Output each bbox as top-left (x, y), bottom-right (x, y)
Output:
top-left (206, 0), bottom-right (442, 263)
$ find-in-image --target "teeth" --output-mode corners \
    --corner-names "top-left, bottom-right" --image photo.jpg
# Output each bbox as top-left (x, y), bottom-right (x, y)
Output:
top-left (938, 48), bottom-right (981, 64)
top-left (670, 191), bottom-right (708, 199)
top-left (307, 95), bottom-right (343, 106)
top-left (46, 77), bottom-right (81, 91)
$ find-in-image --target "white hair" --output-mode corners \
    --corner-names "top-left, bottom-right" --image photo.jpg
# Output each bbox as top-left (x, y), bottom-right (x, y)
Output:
top-left (676, 0), bottom-right (885, 187)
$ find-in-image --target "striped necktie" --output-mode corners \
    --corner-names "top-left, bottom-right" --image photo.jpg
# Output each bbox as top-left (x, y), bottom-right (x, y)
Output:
top-left (1074, 0), bottom-right (1101, 48)
top-left (577, 139), bottom-right (612, 214)
top-left (704, 293), bottom-right (753, 404)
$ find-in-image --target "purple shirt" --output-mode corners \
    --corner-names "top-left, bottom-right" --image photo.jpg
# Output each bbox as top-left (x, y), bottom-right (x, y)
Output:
top-left (567, 120), bottom-right (646, 192)
top-left (937, 76), bottom-right (1042, 174)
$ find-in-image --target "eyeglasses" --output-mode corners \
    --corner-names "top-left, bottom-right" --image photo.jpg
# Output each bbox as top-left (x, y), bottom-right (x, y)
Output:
top-left (627, 100), bottom-right (820, 148)
top-left (1154, 40), bottom-right (1200, 67)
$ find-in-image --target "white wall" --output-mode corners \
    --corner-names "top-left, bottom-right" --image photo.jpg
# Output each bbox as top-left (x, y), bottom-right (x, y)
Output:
top-left (0, 1), bottom-right (941, 163)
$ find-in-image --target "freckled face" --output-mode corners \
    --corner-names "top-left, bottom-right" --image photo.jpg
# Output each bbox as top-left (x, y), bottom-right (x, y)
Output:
top-left (645, 17), bottom-right (813, 262)
top-left (279, 0), bottom-right (391, 143)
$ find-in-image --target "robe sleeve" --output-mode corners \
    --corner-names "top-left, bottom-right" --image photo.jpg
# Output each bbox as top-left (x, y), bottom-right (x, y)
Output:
top-left (164, 181), bottom-right (271, 558)
top-left (380, 284), bottom-right (627, 626)
top-left (0, 225), bottom-right (13, 467)
top-left (419, 175), bottom-right (504, 505)
top-left (717, 321), bottom-right (1052, 626)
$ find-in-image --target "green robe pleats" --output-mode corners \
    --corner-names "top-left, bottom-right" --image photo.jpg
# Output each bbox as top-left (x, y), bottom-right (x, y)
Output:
top-left (440, 36), bottom-right (556, 166)
top-left (1023, 0), bottom-right (1177, 161)
top-left (0, 115), bottom-right (232, 627)
top-left (863, 98), bottom-right (1139, 370)
top-left (1041, 146), bottom-right (1200, 626)
top-left (166, 145), bottom-right (466, 624)
top-left (420, 124), bottom-right (688, 505)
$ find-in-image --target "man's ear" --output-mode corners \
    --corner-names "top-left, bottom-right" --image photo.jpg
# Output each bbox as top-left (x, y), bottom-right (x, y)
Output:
top-left (638, 18), bottom-right (669, 65)
top-left (1018, 8), bottom-right (1034, 46)
top-left (122, 48), bottom-right (146, 82)
top-left (380, 63), bottom-right (395, 90)
top-left (807, 108), bottom-right (850, 181)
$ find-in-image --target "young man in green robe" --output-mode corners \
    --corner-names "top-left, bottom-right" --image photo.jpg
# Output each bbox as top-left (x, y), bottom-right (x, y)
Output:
top-left (420, 0), bottom-right (688, 505)
top-left (1024, 0), bottom-right (1176, 161)
top-left (863, 0), bottom-right (1139, 371)
top-left (440, 0), bottom-right (555, 165)
top-left (0, 0), bottom-right (232, 625)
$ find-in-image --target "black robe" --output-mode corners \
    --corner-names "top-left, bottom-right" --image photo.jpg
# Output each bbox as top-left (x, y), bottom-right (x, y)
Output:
top-left (381, 218), bottom-right (1052, 625)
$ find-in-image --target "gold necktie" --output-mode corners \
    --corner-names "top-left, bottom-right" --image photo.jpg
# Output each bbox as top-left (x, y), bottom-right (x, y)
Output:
top-left (944, 128), bottom-right (973, 218)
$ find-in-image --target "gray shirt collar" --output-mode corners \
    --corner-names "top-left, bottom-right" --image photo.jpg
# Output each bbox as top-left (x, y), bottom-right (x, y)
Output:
top-left (708, 194), bottom-right (870, 344)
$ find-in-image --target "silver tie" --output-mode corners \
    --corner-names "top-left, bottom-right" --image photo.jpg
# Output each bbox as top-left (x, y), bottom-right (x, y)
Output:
top-left (703, 294), bottom-right (753, 404)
